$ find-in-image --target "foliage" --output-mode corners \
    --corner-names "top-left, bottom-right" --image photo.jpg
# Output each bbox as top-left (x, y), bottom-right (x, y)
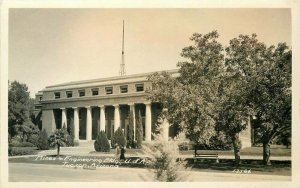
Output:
top-left (136, 110), bottom-right (144, 149)
top-left (225, 34), bottom-right (292, 165)
top-left (49, 129), bottom-right (67, 157)
top-left (94, 131), bottom-right (111, 152)
top-left (61, 123), bottom-right (74, 147)
top-left (147, 31), bottom-right (224, 145)
top-left (275, 129), bottom-right (291, 148)
top-left (196, 132), bottom-right (233, 150)
top-left (143, 126), bottom-right (188, 182)
top-left (127, 109), bottom-right (135, 148)
top-left (8, 81), bottom-right (33, 137)
top-left (8, 147), bottom-right (38, 156)
top-left (69, 118), bottom-right (75, 146)
top-left (27, 134), bottom-right (40, 147)
top-left (37, 129), bottom-right (49, 150)
top-left (147, 31), bottom-right (291, 166)
top-left (112, 127), bottom-right (127, 148)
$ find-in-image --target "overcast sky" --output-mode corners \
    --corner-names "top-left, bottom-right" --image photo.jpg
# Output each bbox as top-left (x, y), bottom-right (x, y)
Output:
top-left (9, 9), bottom-right (291, 98)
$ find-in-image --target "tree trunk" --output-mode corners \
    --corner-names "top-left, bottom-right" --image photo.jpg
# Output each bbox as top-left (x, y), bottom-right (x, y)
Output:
top-left (231, 133), bottom-right (241, 167)
top-left (57, 144), bottom-right (60, 157)
top-left (263, 141), bottom-right (271, 165)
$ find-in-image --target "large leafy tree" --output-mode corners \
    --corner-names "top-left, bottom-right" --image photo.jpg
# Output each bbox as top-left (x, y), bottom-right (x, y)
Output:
top-left (216, 71), bottom-right (250, 166)
top-left (225, 34), bottom-right (291, 165)
top-left (8, 81), bottom-right (33, 137)
top-left (148, 31), bottom-right (224, 146)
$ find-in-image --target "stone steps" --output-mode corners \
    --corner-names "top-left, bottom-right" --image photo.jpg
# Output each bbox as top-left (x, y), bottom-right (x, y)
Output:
top-left (78, 140), bottom-right (95, 148)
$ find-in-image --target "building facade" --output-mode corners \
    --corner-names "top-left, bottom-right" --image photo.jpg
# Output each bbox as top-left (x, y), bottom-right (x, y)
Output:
top-left (34, 69), bottom-right (252, 148)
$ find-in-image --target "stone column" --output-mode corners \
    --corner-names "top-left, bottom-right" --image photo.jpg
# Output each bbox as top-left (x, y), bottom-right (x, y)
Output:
top-left (73, 107), bottom-right (79, 141)
top-left (61, 108), bottom-right (67, 129)
top-left (145, 102), bottom-right (152, 142)
top-left (99, 105), bottom-right (106, 132)
top-left (86, 106), bottom-right (92, 141)
top-left (114, 104), bottom-right (120, 132)
top-left (129, 103), bottom-right (136, 140)
top-left (162, 108), bottom-right (170, 142)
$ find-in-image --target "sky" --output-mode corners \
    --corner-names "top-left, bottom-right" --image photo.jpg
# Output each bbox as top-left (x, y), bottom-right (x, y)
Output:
top-left (8, 8), bottom-right (291, 98)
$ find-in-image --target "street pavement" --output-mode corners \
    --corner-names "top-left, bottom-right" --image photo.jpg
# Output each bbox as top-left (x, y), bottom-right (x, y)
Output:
top-left (9, 163), bottom-right (291, 182)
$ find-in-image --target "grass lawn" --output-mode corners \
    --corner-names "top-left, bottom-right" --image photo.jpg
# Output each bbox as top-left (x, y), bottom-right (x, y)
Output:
top-left (89, 144), bottom-right (291, 156)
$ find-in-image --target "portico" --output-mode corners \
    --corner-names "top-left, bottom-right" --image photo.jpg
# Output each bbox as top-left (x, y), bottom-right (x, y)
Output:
top-left (49, 102), bottom-right (169, 143)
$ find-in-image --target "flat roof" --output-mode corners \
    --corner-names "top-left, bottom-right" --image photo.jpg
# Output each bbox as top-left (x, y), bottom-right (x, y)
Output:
top-left (42, 69), bottom-right (179, 91)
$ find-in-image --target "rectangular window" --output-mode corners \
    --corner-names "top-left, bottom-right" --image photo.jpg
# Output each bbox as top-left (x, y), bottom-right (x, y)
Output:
top-left (136, 83), bottom-right (144, 92)
top-left (105, 86), bottom-right (113, 95)
top-left (78, 89), bottom-right (85, 97)
top-left (120, 85), bottom-right (128, 93)
top-left (92, 88), bottom-right (99, 96)
top-left (54, 92), bottom-right (60, 99)
top-left (66, 91), bottom-right (73, 98)
top-left (39, 96), bottom-right (42, 101)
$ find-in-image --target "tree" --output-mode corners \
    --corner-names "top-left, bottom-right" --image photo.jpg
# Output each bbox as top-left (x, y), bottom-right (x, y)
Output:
top-left (113, 127), bottom-right (127, 148)
top-left (8, 81), bottom-right (32, 137)
top-left (94, 131), bottom-right (111, 152)
top-left (147, 31), bottom-right (224, 147)
top-left (37, 129), bottom-right (49, 150)
top-left (225, 34), bottom-right (292, 165)
top-left (136, 109), bottom-right (144, 149)
top-left (215, 72), bottom-right (250, 166)
top-left (49, 129), bottom-right (67, 157)
top-left (127, 109), bottom-right (135, 148)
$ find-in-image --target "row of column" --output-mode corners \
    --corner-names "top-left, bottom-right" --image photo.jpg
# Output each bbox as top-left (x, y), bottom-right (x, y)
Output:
top-left (60, 102), bottom-right (160, 142)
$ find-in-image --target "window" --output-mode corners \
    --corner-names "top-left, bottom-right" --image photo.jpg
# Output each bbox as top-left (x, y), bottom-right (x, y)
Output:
top-left (66, 91), bottom-right (73, 98)
top-left (120, 85), bottom-right (128, 93)
top-left (136, 83), bottom-right (144, 92)
top-left (105, 86), bottom-right (113, 95)
top-left (92, 88), bottom-right (99, 96)
top-left (39, 96), bottom-right (42, 101)
top-left (78, 89), bottom-right (85, 97)
top-left (54, 92), bottom-right (60, 99)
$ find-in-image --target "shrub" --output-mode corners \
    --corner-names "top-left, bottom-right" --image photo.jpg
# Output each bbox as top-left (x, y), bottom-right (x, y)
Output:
top-left (136, 110), bottom-right (143, 149)
top-left (196, 132), bottom-right (233, 150)
top-left (37, 129), bottom-right (49, 150)
top-left (28, 134), bottom-right (39, 146)
top-left (114, 127), bottom-right (127, 148)
top-left (9, 147), bottom-right (38, 156)
top-left (143, 126), bottom-right (188, 182)
top-left (127, 109), bottom-right (135, 148)
top-left (94, 131), bottom-right (111, 152)
top-left (9, 136), bottom-right (22, 147)
top-left (61, 123), bottom-right (74, 147)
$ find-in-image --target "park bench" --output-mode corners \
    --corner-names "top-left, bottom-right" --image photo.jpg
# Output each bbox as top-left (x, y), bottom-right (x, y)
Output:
top-left (194, 150), bottom-right (219, 163)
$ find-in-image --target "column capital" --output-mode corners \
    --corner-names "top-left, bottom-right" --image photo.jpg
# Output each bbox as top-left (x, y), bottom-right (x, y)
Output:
top-left (144, 102), bottom-right (151, 105)
top-left (98, 105), bottom-right (105, 108)
top-left (113, 104), bottom-right (119, 107)
top-left (72, 107), bottom-right (78, 110)
top-left (128, 103), bottom-right (135, 106)
top-left (60, 107), bottom-right (66, 110)
top-left (85, 106), bottom-right (91, 109)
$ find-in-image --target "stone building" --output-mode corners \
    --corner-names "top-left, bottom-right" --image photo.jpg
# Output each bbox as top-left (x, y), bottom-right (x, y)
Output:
top-left (34, 69), bottom-right (252, 148)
